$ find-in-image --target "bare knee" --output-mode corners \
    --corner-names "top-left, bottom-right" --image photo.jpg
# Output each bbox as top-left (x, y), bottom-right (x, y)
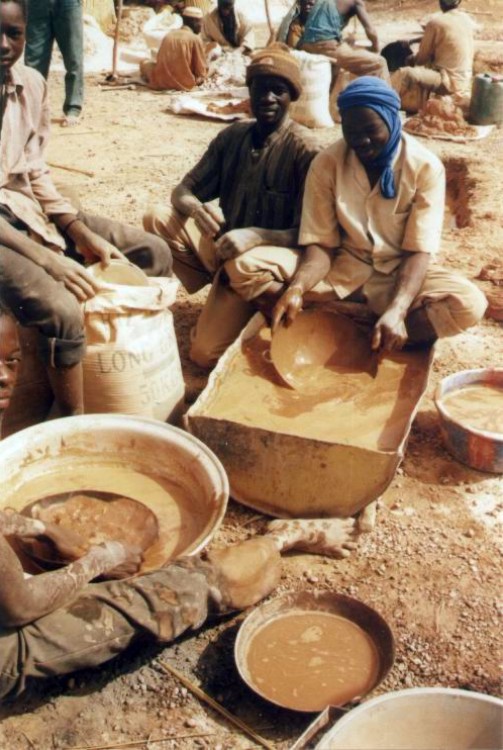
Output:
top-left (143, 205), bottom-right (175, 236)
top-left (189, 342), bottom-right (217, 369)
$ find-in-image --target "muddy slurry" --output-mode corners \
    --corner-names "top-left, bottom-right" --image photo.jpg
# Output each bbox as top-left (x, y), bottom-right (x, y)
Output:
top-left (244, 611), bottom-right (379, 711)
top-left (17, 466), bottom-right (209, 574)
top-left (206, 327), bottom-right (431, 452)
top-left (440, 384), bottom-right (503, 434)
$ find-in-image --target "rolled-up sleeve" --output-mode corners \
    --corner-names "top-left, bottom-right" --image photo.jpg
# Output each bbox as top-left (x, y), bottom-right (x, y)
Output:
top-left (298, 151), bottom-right (341, 248)
top-left (401, 159), bottom-right (445, 255)
top-left (25, 78), bottom-right (77, 217)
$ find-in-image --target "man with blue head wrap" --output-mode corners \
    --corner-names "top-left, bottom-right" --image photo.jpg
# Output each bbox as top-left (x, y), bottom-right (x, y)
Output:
top-left (229, 76), bottom-right (486, 351)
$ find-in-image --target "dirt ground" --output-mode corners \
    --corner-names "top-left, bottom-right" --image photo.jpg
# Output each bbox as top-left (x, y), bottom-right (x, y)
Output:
top-left (1, 1), bottom-right (502, 748)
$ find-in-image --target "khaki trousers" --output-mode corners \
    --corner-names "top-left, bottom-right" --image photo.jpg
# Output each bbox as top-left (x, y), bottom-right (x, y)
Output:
top-left (391, 66), bottom-right (447, 114)
top-left (302, 41), bottom-right (390, 82)
top-left (144, 205), bottom-right (256, 368)
top-left (222, 245), bottom-right (488, 339)
top-left (0, 561), bottom-right (213, 701)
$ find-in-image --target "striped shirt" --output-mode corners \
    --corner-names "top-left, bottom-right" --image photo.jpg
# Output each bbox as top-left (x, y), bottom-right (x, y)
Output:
top-left (182, 117), bottom-right (319, 233)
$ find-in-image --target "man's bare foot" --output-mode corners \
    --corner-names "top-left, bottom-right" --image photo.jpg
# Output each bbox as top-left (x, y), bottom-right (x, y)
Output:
top-left (61, 112), bottom-right (82, 128)
top-left (266, 518), bottom-right (359, 558)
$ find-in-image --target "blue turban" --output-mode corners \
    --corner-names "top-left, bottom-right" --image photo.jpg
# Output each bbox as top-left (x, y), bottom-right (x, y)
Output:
top-left (337, 77), bottom-right (402, 199)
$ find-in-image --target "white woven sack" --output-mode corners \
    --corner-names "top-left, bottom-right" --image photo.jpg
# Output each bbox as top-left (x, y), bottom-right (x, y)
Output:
top-left (83, 269), bottom-right (184, 422)
top-left (290, 50), bottom-right (334, 129)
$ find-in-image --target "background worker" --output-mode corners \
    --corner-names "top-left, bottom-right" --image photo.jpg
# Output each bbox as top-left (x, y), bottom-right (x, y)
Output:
top-left (277, 0), bottom-right (389, 80)
top-left (25, 0), bottom-right (84, 127)
top-left (391, 0), bottom-right (475, 113)
top-left (140, 6), bottom-right (207, 91)
top-left (202, 0), bottom-right (254, 54)
top-left (224, 77), bottom-right (486, 349)
top-left (144, 44), bottom-right (319, 368)
top-left (0, 0), bottom-right (172, 418)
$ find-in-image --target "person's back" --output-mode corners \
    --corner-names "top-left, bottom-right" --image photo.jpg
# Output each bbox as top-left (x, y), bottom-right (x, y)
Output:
top-left (420, 9), bottom-right (474, 91)
top-left (149, 27), bottom-right (206, 91)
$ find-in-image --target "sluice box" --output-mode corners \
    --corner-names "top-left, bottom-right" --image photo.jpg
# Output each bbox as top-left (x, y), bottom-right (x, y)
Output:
top-left (186, 314), bottom-right (433, 518)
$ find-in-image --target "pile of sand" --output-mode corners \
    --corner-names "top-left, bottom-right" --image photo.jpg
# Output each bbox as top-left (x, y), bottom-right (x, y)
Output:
top-left (405, 96), bottom-right (478, 138)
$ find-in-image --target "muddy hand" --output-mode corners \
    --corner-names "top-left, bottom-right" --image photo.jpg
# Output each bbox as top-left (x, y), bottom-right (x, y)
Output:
top-left (102, 543), bottom-right (144, 580)
top-left (271, 285), bottom-right (304, 333)
top-left (207, 537), bottom-right (281, 611)
top-left (40, 523), bottom-right (88, 562)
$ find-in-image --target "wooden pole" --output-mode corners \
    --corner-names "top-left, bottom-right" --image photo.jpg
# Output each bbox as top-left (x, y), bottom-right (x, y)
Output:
top-left (264, 0), bottom-right (275, 46)
top-left (110, 0), bottom-right (123, 81)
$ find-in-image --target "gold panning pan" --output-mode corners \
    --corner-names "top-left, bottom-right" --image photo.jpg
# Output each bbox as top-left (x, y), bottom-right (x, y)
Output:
top-left (235, 590), bottom-right (394, 713)
top-left (270, 310), bottom-right (377, 393)
top-left (16, 491), bottom-right (159, 575)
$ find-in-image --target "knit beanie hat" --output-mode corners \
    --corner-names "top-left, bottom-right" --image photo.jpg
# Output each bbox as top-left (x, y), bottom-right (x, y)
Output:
top-left (246, 43), bottom-right (302, 101)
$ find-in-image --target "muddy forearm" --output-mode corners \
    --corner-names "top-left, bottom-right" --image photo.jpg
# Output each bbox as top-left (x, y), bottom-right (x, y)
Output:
top-left (9, 543), bottom-right (127, 627)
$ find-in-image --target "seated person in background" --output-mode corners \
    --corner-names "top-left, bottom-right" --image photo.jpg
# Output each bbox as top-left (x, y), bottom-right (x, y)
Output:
top-left (202, 0), bottom-right (254, 54)
top-left (140, 7), bottom-right (207, 91)
top-left (390, 0), bottom-right (475, 113)
top-left (277, 0), bottom-right (389, 80)
top-left (143, 45), bottom-right (320, 368)
top-left (0, 0), bottom-right (172, 419)
top-left (0, 309), bottom-right (358, 700)
top-left (229, 77), bottom-right (487, 350)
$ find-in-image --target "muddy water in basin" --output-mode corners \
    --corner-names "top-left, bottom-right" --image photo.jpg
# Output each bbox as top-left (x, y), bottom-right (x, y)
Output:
top-left (17, 464), bottom-right (209, 574)
top-left (441, 384), bottom-right (503, 433)
top-left (245, 611), bottom-right (379, 711)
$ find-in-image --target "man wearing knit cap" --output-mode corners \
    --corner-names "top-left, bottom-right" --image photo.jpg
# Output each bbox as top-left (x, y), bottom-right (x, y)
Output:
top-left (144, 44), bottom-right (320, 367)
top-left (140, 6), bottom-right (207, 91)
top-left (390, 0), bottom-right (475, 113)
top-left (251, 77), bottom-right (486, 349)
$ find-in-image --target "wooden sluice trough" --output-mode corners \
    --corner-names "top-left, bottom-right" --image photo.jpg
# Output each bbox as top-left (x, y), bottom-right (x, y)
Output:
top-left (186, 313), bottom-right (434, 518)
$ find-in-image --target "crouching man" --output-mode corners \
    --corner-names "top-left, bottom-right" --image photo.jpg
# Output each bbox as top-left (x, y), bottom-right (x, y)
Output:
top-left (0, 0), bottom-right (172, 418)
top-left (140, 7), bottom-right (208, 92)
top-left (0, 307), bottom-right (360, 700)
top-left (144, 44), bottom-right (320, 367)
top-left (233, 77), bottom-right (486, 348)
top-left (390, 0), bottom-right (475, 113)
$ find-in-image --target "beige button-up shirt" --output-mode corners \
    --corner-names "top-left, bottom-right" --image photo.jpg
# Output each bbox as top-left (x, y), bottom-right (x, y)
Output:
top-left (414, 10), bottom-right (475, 93)
top-left (0, 63), bottom-right (77, 250)
top-left (299, 132), bottom-right (445, 298)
